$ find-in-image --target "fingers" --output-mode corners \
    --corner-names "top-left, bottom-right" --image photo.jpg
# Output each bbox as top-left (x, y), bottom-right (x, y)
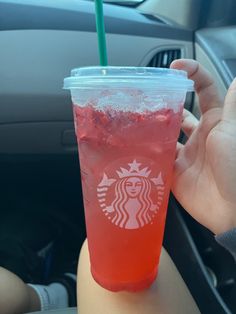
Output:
top-left (170, 59), bottom-right (223, 114)
top-left (223, 78), bottom-right (236, 121)
top-left (181, 109), bottom-right (199, 137)
top-left (176, 110), bottom-right (198, 160)
top-left (176, 142), bottom-right (183, 159)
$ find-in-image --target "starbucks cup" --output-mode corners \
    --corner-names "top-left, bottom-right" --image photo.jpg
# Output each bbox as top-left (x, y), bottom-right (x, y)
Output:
top-left (64, 67), bottom-right (193, 292)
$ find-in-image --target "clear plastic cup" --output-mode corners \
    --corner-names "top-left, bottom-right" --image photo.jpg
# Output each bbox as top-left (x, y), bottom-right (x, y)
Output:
top-left (64, 67), bottom-right (193, 292)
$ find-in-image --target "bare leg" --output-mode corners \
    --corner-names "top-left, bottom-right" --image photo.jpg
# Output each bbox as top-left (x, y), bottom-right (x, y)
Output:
top-left (0, 267), bottom-right (40, 314)
top-left (77, 240), bottom-right (200, 314)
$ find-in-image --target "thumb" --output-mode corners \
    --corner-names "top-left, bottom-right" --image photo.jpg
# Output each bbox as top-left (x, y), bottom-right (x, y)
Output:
top-left (223, 78), bottom-right (236, 121)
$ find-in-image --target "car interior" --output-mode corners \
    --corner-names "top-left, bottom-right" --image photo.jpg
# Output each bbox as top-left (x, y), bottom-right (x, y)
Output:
top-left (0, 0), bottom-right (235, 313)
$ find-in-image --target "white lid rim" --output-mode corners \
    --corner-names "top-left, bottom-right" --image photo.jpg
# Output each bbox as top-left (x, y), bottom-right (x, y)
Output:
top-left (63, 66), bottom-right (194, 92)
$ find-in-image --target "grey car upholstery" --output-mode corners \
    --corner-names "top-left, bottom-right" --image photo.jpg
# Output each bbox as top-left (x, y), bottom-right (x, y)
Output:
top-left (196, 26), bottom-right (236, 86)
top-left (27, 308), bottom-right (77, 314)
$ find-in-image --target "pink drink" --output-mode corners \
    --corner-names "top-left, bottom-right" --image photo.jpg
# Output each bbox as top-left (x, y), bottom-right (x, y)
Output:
top-left (64, 66), bottom-right (193, 292)
top-left (73, 104), bottom-right (182, 291)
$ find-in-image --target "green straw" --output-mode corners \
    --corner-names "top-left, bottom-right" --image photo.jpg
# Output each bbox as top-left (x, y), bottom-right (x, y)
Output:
top-left (95, 0), bottom-right (108, 66)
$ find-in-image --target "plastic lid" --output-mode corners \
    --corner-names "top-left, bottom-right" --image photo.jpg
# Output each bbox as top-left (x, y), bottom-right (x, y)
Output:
top-left (63, 66), bottom-right (194, 91)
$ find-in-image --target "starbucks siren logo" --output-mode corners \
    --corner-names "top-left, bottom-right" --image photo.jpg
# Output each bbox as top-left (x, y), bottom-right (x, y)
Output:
top-left (97, 160), bottom-right (165, 229)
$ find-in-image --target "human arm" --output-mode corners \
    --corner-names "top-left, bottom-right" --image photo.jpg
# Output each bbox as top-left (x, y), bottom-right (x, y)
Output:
top-left (77, 240), bottom-right (200, 314)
